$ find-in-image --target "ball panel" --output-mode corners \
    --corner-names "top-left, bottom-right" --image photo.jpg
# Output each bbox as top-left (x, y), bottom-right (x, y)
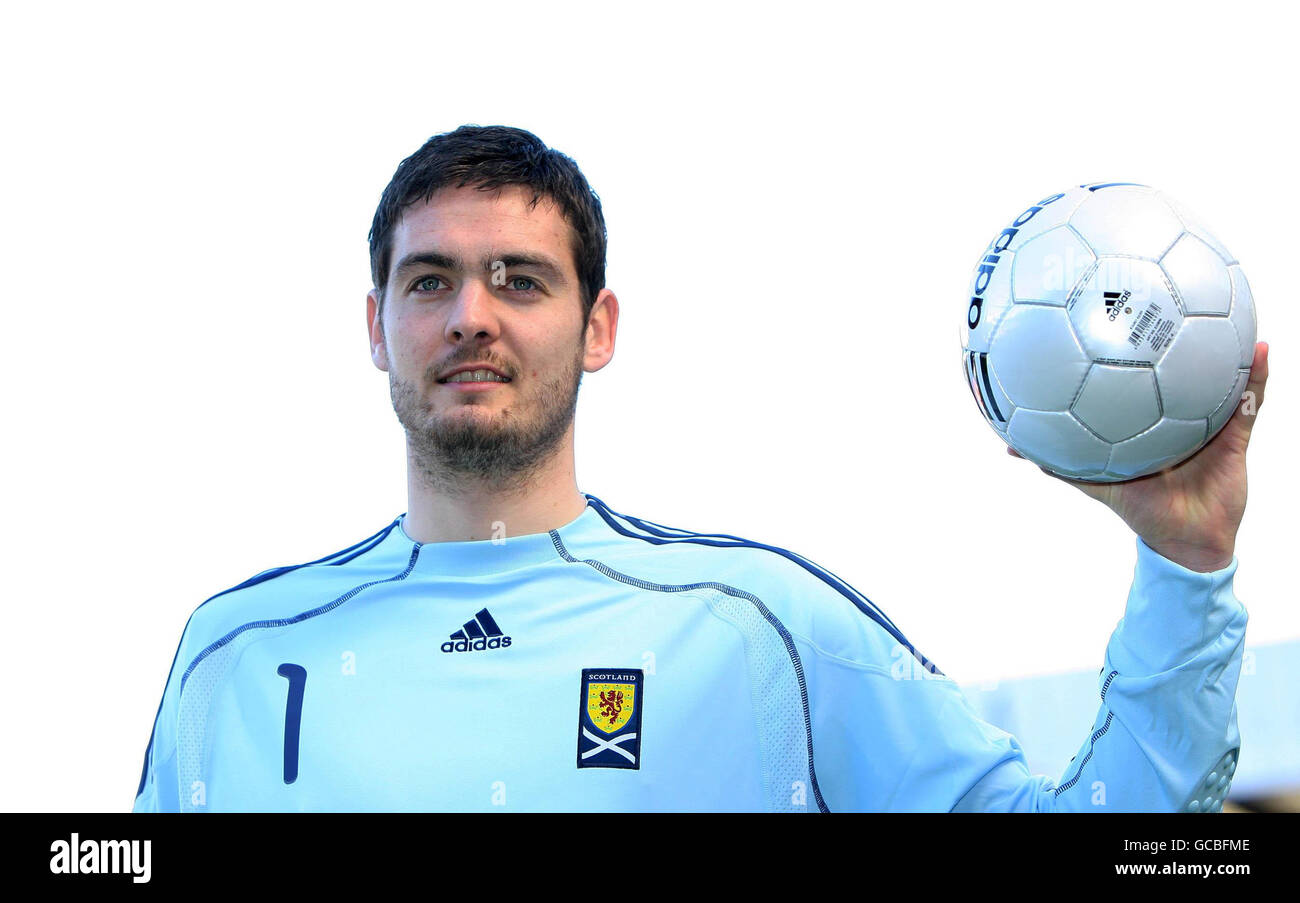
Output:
top-left (988, 305), bottom-right (1091, 410)
top-left (1207, 368), bottom-right (1251, 440)
top-left (1069, 186), bottom-right (1184, 259)
top-left (1106, 417), bottom-right (1209, 479)
top-left (1154, 316), bottom-right (1244, 419)
top-left (1159, 191), bottom-right (1236, 265)
top-left (1227, 265), bottom-right (1257, 368)
top-left (1160, 233), bottom-right (1233, 316)
top-left (1012, 226), bottom-right (1096, 306)
top-left (1071, 364), bottom-right (1161, 442)
top-left (1069, 258), bottom-right (1182, 366)
top-left (1007, 409), bottom-right (1110, 475)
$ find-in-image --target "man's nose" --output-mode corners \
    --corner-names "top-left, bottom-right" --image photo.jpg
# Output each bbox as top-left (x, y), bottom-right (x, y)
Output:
top-left (444, 279), bottom-right (499, 344)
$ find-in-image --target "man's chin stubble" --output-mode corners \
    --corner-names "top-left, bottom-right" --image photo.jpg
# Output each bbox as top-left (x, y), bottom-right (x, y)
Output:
top-left (390, 371), bottom-right (580, 496)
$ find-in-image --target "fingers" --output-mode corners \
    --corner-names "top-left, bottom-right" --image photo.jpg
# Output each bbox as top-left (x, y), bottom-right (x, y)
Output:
top-left (1229, 340), bottom-right (1268, 443)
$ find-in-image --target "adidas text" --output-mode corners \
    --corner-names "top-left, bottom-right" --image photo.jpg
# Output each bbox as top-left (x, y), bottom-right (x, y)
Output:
top-left (442, 635), bottom-right (513, 653)
top-left (442, 608), bottom-right (511, 653)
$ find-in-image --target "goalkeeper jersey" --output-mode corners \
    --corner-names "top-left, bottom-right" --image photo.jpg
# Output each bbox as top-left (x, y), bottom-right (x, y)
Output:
top-left (132, 493), bottom-right (1247, 812)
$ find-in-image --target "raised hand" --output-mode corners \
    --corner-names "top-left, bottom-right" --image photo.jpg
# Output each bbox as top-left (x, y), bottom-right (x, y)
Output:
top-left (1009, 341), bottom-right (1270, 572)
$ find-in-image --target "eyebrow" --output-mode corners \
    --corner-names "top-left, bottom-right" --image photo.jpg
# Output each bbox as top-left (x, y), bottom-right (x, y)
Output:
top-left (391, 250), bottom-right (569, 285)
top-left (392, 251), bottom-right (462, 279)
top-left (491, 253), bottom-right (567, 285)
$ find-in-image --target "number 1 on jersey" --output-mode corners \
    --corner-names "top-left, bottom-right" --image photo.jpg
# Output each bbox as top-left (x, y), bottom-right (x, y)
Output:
top-left (277, 663), bottom-right (307, 784)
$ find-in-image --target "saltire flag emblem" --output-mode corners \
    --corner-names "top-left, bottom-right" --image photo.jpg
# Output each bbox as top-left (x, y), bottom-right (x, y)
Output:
top-left (577, 668), bottom-right (643, 770)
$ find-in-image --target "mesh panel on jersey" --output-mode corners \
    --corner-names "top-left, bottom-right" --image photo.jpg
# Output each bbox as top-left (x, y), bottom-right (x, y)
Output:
top-left (176, 631), bottom-right (268, 812)
top-left (698, 587), bottom-right (814, 812)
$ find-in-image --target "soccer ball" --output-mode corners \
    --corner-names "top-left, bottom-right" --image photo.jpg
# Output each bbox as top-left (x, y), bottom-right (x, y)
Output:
top-left (961, 183), bottom-right (1257, 482)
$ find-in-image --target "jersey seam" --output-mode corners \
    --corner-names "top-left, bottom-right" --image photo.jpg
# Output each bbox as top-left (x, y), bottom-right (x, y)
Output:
top-left (135, 516), bottom-right (404, 799)
top-left (178, 546), bottom-right (422, 695)
top-left (548, 530), bottom-right (832, 810)
top-left (580, 494), bottom-right (942, 677)
top-left (691, 586), bottom-right (788, 813)
top-left (549, 528), bottom-right (830, 814)
top-left (1054, 670), bottom-right (1121, 799)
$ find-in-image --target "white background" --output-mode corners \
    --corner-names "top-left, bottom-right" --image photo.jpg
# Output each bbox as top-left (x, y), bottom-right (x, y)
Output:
top-left (2, 1), bottom-right (1294, 811)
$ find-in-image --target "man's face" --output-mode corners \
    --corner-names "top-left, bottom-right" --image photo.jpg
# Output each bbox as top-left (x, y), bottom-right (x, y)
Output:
top-left (367, 184), bottom-right (614, 486)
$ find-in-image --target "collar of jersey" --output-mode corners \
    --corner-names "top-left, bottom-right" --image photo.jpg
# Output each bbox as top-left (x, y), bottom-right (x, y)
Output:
top-left (393, 503), bottom-right (602, 577)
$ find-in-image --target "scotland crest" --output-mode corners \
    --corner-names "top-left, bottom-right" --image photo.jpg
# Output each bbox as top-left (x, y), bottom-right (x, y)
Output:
top-left (577, 668), bottom-right (643, 770)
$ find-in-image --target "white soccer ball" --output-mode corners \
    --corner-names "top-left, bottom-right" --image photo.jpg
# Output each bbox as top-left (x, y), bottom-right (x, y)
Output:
top-left (961, 183), bottom-right (1256, 482)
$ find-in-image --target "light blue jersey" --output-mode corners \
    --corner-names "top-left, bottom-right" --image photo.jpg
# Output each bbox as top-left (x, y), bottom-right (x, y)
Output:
top-left (133, 494), bottom-right (1246, 812)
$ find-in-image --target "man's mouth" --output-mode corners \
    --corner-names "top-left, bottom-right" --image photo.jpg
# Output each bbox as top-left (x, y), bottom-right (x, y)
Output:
top-left (437, 368), bottom-right (512, 384)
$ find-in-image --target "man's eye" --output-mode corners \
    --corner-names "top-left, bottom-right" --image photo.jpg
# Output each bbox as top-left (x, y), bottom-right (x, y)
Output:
top-left (508, 276), bottom-right (537, 292)
top-left (413, 276), bottom-right (445, 292)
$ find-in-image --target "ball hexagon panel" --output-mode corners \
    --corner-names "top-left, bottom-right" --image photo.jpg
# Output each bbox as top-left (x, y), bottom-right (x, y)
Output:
top-left (1012, 226), bottom-right (1096, 306)
top-left (1207, 368), bottom-right (1251, 440)
top-left (1068, 258), bottom-right (1183, 366)
top-left (1069, 186), bottom-right (1185, 259)
top-left (1107, 417), bottom-right (1209, 479)
top-left (963, 249), bottom-right (1016, 354)
top-left (1227, 265), bottom-right (1257, 369)
top-left (1159, 191), bottom-right (1236, 265)
top-left (987, 304), bottom-right (1091, 411)
top-left (1007, 408), bottom-right (1110, 476)
top-left (1153, 316), bottom-right (1244, 420)
top-left (1161, 233), bottom-right (1233, 316)
top-left (1071, 364), bottom-right (1161, 442)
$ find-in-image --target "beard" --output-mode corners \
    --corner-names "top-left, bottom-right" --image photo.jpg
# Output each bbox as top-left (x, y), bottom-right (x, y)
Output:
top-left (390, 348), bottom-right (584, 495)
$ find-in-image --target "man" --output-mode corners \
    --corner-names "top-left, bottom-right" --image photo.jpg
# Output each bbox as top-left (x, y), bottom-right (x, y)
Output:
top-left (133, 125), bottom-right (1268, 812)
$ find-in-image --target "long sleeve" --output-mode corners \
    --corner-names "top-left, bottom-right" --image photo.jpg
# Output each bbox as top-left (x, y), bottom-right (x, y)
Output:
top-left (952, 535), bottom-right (1246, 811)
top-left (802, 535), bottom-right (1247, 811)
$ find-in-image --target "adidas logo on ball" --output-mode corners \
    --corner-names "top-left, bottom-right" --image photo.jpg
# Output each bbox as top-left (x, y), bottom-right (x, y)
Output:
top-left (441, 608), bottom-right (513, 653)
top-left (1104, 289), bottom-right (1132, 321)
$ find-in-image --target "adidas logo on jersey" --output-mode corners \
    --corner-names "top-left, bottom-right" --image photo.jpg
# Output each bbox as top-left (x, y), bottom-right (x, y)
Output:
top-left (441, 607), bottom-right (513, 653)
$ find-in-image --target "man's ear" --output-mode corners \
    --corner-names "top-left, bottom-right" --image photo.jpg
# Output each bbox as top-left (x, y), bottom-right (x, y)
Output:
top-left (583, 288), bottom-right (619, 373)
top-left (367, 289), bottom-right (390, 372)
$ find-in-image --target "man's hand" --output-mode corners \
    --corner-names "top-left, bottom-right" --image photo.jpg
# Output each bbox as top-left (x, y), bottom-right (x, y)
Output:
top-left (1009, 341), bottom-right (1270, 573)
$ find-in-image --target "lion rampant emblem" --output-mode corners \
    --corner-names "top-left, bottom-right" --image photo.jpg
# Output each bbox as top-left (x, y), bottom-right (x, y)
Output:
top-left (598, 689), bottom-right (624, 726)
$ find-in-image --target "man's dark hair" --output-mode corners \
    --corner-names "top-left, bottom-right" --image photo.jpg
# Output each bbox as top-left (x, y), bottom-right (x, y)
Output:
top-left (368, 125), bottom-right (607, 324)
